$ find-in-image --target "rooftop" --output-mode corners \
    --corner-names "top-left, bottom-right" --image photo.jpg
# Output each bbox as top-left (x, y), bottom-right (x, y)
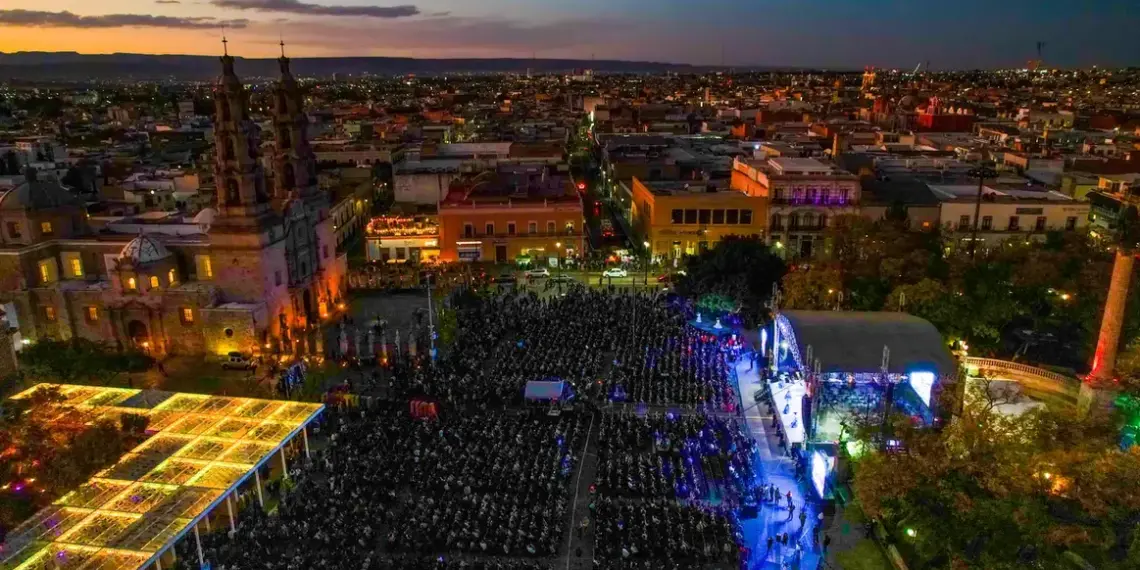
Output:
top-left (0, 384), bottom-right (323, 570)
top-left (779, 311), bottom-right (955, 377)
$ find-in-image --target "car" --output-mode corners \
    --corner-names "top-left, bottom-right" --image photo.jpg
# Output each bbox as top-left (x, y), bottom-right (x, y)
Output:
top-left (550, 274), bottom-right (575, 284)
top-left (222, 351), bottom-right (258, 370)
top-left (657, 270), bottom-right (688, 283)
top-left (492, 273), bottom-right (517, 284)
top-left (602, 267), bottom-right (628, 278)
top-left (526, 267), bottom-right (551, 278)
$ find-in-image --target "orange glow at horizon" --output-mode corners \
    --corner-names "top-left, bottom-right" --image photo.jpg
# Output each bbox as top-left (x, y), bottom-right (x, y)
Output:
top-left (0, 28), bottom-right (234, 56)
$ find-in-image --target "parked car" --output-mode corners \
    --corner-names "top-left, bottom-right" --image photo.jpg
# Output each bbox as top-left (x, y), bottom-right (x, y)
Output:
top-left (492, 273), bottom-right (517, 284)
top-left (550, 274), bottom-right (576, 284)
top-left (222, 351), bottom-right (258, 370)
top-left (602, 267), bottom-right (628, 278)
top-left (526, 267), bottom-right (551, 278)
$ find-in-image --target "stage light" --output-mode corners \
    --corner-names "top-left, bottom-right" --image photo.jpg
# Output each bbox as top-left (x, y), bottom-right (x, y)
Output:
top-left (908, 371), bottom-right (936, 407)
top-left (811, 451), bottom-right (832, 498)
top-left (905, 528), bottom-right (917, 538)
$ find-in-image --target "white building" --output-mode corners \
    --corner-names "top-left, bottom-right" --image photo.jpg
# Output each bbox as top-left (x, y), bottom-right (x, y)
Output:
top-left (930, 184), bottom-right (1089, 249)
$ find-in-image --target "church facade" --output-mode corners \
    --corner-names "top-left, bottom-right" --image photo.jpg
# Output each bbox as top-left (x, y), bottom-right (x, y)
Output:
top-left (0, 49), bottom-right (346, 359)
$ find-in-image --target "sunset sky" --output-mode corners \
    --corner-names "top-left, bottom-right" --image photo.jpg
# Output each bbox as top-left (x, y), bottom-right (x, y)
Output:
top-left (0, 1), bottom-right (1136, 69)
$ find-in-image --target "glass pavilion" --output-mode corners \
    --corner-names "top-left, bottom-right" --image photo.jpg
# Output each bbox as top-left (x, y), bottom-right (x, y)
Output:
top-left (1, 384), bottom-right (324, 570)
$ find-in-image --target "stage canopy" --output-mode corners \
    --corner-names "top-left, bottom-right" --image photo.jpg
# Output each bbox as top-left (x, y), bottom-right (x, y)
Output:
top-left (779, 310), bottom-right (955, 377)
top-left (524, 380), bottom-right (570, 401)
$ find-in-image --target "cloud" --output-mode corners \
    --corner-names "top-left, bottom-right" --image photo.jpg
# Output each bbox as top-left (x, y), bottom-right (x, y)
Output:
top-left (212, 0), bottom-right (419, 19)
top-left (0, 10), bottom-right (247, 29)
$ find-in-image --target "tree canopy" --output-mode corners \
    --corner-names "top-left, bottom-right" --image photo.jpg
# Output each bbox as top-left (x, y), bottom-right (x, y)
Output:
top-left (851, 389), bottom-right (1140, 570)
top-left (781, 215), bottom-right (1128, 371)
top-left (0, 386), bottom-right (146, 530)
top-left (674, 235), bottom-right (786, 325)
top-left (18, 339), bottom-right (153, 386)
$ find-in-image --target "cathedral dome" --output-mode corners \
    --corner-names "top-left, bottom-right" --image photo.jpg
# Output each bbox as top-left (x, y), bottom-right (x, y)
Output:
top-left (118, 234), bottom-right (172, 265)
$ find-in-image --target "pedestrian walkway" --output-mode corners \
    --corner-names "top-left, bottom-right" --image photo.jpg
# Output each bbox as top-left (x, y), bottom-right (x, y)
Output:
top-left (734, 357), bottom-right (824, 570)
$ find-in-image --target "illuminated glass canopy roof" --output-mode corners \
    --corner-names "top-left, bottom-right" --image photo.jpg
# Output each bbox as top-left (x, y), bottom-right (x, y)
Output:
top-left (1, 384), bottom-right (323, 570)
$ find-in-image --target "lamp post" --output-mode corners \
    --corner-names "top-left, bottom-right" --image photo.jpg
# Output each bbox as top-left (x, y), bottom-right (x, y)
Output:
top-left (966, 162), bottom-right (998, 260)
top-left (643, 240), bottom-right (651, 287)
top-left (555, 242), bottom-right (563, 294)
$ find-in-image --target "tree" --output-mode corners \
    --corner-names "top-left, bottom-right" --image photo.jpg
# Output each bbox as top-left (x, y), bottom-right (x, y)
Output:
top-left (780, 265), bottom-right (843, 310)
top-left (851, 392), bottom-right (1140, 569)
top-left (675, 235), bottom-right (785, 324)
top-left (19, 339), bottom-right (153, 387)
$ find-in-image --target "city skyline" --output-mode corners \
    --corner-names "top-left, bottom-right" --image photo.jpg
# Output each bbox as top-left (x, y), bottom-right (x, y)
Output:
top-left (0, 0), bottom-right (1137, 69)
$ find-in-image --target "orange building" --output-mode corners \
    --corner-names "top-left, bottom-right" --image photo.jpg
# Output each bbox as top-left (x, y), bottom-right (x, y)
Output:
top-left (439, 166), bottom-right (584, 264)
top-left (629, 177), bottom-right (768, 261)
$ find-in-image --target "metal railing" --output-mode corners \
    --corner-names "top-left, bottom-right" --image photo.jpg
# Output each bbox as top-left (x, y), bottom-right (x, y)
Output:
top-left (963, 357), bottom-right (1078, 388)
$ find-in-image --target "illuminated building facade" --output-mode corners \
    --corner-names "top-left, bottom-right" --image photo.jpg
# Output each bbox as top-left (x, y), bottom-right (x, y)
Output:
top-left (365, 215), bottom-right (441, 263)
top-left (0, 49), bottom-right (346, 358)
top-left (627, 177), bottom-right (767, 261)
top-left (438, 165), bottom-right (584, 263)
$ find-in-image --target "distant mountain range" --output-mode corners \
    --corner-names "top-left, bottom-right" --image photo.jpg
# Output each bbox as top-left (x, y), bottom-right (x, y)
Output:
top-left (0, 52), bottom-right (749, 82)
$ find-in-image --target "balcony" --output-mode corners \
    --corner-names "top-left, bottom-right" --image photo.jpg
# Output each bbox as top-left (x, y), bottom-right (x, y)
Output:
top-left (771, 196), bottom-right (853, 206)
top-left (459, 230), bottom-right (583, 240)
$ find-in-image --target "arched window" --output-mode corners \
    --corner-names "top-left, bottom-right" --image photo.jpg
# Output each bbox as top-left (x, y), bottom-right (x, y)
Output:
top-left (168, 269), bottom-right (177, 285)
top-left (149, 275), bottom-right (159, 289)
top-left (771, 214), bottom-right (783, 230)
top-left (818, 215), bottom-right (828, 229)
top-left (789, 213), bottom-right (800, 230)
top-left (126, 277), bottom-right (137, 291)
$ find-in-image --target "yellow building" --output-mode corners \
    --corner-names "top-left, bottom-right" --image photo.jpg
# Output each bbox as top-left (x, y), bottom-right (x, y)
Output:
top-left (629, 177), bottom-right (768, 261)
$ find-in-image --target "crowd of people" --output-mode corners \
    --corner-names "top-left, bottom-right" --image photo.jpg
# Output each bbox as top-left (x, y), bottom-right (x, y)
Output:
top-left (176, 287), bottom-right (758, 570)
top-left (594, 413), bottom-right (756, 504)
top-left (180, 406), bottom-right (582, 569)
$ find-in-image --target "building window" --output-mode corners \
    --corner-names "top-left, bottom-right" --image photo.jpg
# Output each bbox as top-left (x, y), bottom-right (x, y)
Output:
top-left (181, 307), bottom-right (194, 324)
top-left (275, 271), bottom-right (282, 286)
top-left (508, 222), bottom-right (516, 236)
top-left (85, 306), bottom-right (98, 322)
top-left (771, 214), bottom-right (783, 230)
top-left (224, 328), bottom-right (234, 338)
top-left (671, 209), bottom-right (683, 224)
top-left (40, 221), bottom-right (53, 236)
top-left (1065, 216), bottom-right (1078, 231)
top-left (819, 214), bottom-right (828, 229)
top-left (684, 209), bottom-right (697, 224)
top-left (958, 215), bottom-right (971, 230)
top-left (68, 256), bottom-right (83, 278)
top-left (713, 210), bottom-right (725, 224)
top-left (463, 223), bottom-right (474, 238)
top-left (148, 275), bottom-right (159, 289)
top-left (698, 210), bottom-right (711, 225)
top-left (981, 216), bottom-right (993, 230)
top-left (528, 221), bottom-right (537, 235)
top-left (43, 306), bottom-right (56, 321)
top-left (1035, 216), bottom-right (1047, 231)
top-left (1008, 216), bottom-right (1020, 231)
top-left (565, 221), bottom-right (575, 234)
top-left (7, 222), bottom-right (20, 239)
top-left (37, 259), bottom-right (55, 284)
top-left (396, 247), bottom-right (406, 260)
top-left (197, 255), bottom-right (214, 280)
top-left (546, 221), bottom-right (555, 234)
top-left (727, 210), bottom-right (739, 224)
top-left (126, 277), bottom-right (137, 291)
top-left (168, 269), bottom-right (177, 285)
top-left (485, 223), bottom-right (495, 236)
top-left (741, 210), bottom-right (753, 225)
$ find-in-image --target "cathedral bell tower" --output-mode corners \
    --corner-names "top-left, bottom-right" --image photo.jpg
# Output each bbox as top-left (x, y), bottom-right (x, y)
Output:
top-left (212, 38), bottom-right (273, 229)
top-left (272, 42), bottom-right (327, 218)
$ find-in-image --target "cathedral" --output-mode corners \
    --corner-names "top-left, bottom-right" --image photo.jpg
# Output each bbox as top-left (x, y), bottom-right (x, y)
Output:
top-left (0, 45), bottom-right (346, 359)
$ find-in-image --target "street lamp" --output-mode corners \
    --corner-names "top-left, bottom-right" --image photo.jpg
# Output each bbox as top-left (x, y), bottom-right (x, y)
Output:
top-left (643, 240), bottom-right (651, 286)
top-left (967, 162), bottom-right (998, 260)
top-left (555, 242), bottom-right (563, 294)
